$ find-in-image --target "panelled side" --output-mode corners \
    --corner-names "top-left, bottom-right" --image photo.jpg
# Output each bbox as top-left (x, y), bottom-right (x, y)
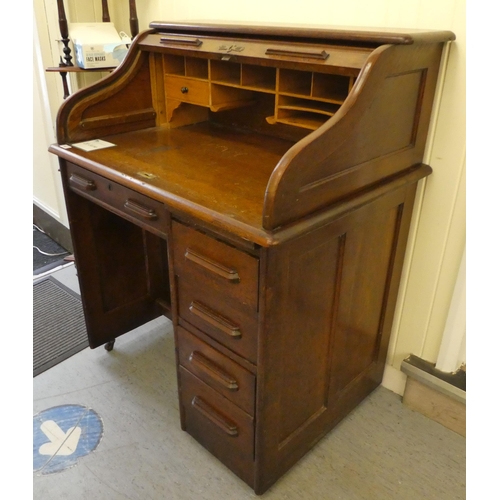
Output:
top-left (254, 182), bottom-right (418, 493)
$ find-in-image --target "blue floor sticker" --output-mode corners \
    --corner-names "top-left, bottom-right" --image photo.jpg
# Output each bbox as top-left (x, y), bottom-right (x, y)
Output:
top-left (33, 404), bottom-right (103, 474)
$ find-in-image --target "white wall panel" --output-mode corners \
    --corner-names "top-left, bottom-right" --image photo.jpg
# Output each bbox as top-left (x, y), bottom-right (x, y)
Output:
top-left (33, 3), bottom-right (68, 225)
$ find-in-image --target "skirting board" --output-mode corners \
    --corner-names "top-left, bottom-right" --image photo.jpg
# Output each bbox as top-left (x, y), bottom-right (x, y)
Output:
top-left (33, 204), bottom-right (73, 253)
top-left (382, 362), bottom-right (465, 437)
top-left (402, 378), bottom-right (465, 436)
top-left (382, 364), bottom-right (407, 396)
top-left (401, 358), bottom-right (465, 437)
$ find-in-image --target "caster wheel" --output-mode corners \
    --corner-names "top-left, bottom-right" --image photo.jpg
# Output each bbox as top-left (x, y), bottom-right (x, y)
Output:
top-left (104, 340), bottom-right (115, 351)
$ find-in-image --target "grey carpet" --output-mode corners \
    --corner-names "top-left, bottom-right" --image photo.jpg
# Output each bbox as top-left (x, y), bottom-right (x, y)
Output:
top-left (33, 276), bottom-right (88, 377)
top-left (33, 316), bottom-right (466, 499)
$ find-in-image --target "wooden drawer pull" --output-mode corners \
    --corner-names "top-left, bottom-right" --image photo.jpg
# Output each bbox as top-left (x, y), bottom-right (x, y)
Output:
top-left (124, 199), bottom-right (158, 220)
top-left (184, 248), bottom-right (240, 283)
top-left (191, 396), bottom-right (239, 437)
top-left (69, 173), bottom-right (97, 191)
top-left (266, 47), bottom-right (329, 60)
top-left (160, 36), bottom-right (202, 46)
top-left (189, 301), bottom-right (242, 339)
top-left (189, 351), bottom-right (239, 391)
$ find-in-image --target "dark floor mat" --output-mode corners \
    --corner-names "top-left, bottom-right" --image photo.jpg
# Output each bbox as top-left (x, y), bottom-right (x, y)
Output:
top-left (33, 227), bottom-right (70, 274)
top-left (33, 276), bottom-right (88, 377)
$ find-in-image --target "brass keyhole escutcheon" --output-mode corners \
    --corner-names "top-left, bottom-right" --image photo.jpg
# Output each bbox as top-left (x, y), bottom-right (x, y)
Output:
top-left (181, 87), bottom-right (189, 94)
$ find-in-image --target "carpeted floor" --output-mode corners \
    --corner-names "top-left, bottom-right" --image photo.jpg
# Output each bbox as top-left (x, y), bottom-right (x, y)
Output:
top-left (33, 312), bottom-right (466, 499)
top-left (33, 276), bottom-right (88, 377)
top-left (33, 226), bottom-right (87, 376)
top-left (31, 247), bottom-right (466, 499)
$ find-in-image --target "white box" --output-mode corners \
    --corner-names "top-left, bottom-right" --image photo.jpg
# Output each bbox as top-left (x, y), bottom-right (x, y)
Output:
top-left (69, 22), bottom-right (129, 69)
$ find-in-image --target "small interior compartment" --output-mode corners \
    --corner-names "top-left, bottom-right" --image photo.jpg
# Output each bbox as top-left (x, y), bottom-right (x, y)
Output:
top-left (278, 95), bottom-right (340, 116)
top-left (185, 57), bottom-right (209, 79)
top-left (270, 95), bottom-right (339, 130)
top-left (241, 65), bottom-right (276, 92)
top-left (163, 54), bottom-right (185, 75)
top-left (275, 108), bottom-right (331, 130)
top-left (210, 84), bottom-right (256, 112)
top-left (278, 69), bottom-right (312, 97)
top-left (210, 60), bottom-right (241, 85)
top-left (312, 73), bottom-right (351, 102)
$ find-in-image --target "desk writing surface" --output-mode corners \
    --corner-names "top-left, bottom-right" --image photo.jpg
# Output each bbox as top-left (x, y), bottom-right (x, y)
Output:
top-left (55, 122), bottom-right (294, 232)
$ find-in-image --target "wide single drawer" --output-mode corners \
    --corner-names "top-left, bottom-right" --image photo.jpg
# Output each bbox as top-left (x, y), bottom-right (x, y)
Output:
top-left (165, 75), bottom-right (210, 106)
top-left (179, 366), bottom-right (255, 486)
top-left (177, 279), bottom-right (258, 363)
top-left (178, 326), bottom-right (255, 416)
top-left (65, 162), bottom-right (167, 237)
top-left (172, 221), bottom-right (259, 311)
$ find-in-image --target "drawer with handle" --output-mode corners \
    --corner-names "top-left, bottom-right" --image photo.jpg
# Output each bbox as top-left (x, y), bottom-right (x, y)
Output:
top-left (165, 75), bottom-right (210, 106)
top-left (65, 162), bottom-right (167, 237)
top-left (177, 326), bottom-right (256, 415)
top-left (177, 278), bottom-right (258, 363)
top-left (179, 366), bottom-right (255, 486)
top-left (172, 220), bottom-right (259, 311)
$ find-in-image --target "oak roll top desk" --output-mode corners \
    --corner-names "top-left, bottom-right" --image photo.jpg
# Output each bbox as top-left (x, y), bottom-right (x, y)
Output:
top-left (49, 21), bottom-right (455, 494)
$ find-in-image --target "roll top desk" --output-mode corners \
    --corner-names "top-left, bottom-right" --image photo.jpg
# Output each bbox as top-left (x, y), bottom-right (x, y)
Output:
top-left (49, 21), bottom-right (455, 494)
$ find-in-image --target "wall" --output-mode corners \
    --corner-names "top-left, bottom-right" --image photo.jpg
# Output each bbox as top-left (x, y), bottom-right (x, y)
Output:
top-left (33, 0), bottom-right (107, 227)
top-left (33, 0), bottom-right (465, 394)
top-left (33, 2), bottom-right (68, 227)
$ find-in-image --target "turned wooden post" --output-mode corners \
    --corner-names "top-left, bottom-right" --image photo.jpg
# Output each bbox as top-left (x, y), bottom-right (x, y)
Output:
top-left (129, 1), bottom-right (139, 38)
top-left (50, 0), bottom-right (139, 99)
top-left (102, 1), bottom-right (110, 22)
top-left (56, 0), bottom-right (72, 66)
top-left (56, 0), bottom-right (72, 98)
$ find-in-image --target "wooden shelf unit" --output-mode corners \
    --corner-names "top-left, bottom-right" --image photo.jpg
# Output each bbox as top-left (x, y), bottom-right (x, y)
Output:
top-left (161, 54), bottom-right (355, 130)
top-left (47, 0), bottom-right (140, 99)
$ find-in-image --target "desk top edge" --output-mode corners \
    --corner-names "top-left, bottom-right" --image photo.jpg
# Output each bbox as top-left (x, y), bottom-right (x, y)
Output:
top-left (149, 21), bottom-right (456, 45)
top-left (50, 142), bottom-right (431, 249)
